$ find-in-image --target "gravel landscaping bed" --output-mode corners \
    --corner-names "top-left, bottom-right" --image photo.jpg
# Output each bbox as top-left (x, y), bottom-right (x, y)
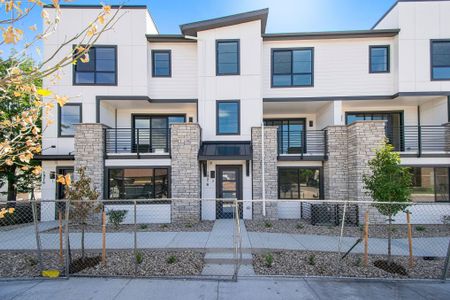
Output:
top-left (0, 222), bottom-right (33, 232)
top-left (253, 250), bottom-right (444, 279)
top-left (245, 220), bottom-right (450, 238)
top-left (44, 221), bottom-right (214, 233)
top-left (77, 250), bottom-right (204, 277)
top-left (0, 250), bottom-right (204, 277)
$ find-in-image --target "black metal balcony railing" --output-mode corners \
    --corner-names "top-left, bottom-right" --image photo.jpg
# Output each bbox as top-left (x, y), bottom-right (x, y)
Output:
top-left (387, 125), bottom-right (450, 157)
top-left (105, 128), bottom-right (171, 155)
top-left (277, 129), bottom-right (327, 157)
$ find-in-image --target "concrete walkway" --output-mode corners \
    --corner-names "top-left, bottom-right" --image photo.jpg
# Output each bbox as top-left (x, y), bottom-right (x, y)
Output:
top-left (1, 277), bottom-right (449, 300)
top-left (0, 221), bottom-right (448, 257)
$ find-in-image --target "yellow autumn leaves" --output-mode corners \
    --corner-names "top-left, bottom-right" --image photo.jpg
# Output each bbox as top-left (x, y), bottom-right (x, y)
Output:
top-left (57, 174), bottom-right (71, 186)
top-left (0, 207), bottom-right (15, 219)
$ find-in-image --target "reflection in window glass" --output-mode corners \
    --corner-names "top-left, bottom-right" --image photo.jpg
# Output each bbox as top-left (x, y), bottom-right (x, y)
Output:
top-left (108, 168), bottom-right (169, 199)
top-left (74, 46), bottom-right (116, 85)
top-left (217, 101), bottom-right (239, 135)
top-left (60, 104), bottom-right (81, 136)
top-left (410, 167), bottom-right (449, 202)
top-left (370, 46), bottom-right (389, 73)
top-left (278, 168), bottom-right (321, 200)
top-left (152, 51), bottom-right (171, 77)
top-left (272, 49), bottom-right (313, 87)
top-left (431, 41), bottom-right (450, 80)
top-left (217, 41), bottom-right (239, 75)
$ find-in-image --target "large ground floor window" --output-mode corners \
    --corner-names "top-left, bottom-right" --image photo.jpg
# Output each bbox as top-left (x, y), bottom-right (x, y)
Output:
top-left (410, 167), bottom-right (449, 202)
top-left (107, 168), bottom-right (169, 199)
top-left (278, 167), bottom-right (322, 200)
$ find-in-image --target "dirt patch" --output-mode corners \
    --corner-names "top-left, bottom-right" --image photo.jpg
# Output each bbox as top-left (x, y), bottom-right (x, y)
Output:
top-left (253, 250), bottom-right (444, 279)
top-left (373, 260), bottom-right (407, 276)
top-left (70, 256), bottom-right (101, 274)
top-left (245, 220), bottom-right (450, 238)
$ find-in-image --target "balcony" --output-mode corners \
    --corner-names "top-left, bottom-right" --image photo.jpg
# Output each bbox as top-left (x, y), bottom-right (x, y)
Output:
top-left (105, 128), bottom-right (171, 158)
top-left (388, 125), bottom-right (450, 157)
top-left (276, 129), bottom-right (327, 160)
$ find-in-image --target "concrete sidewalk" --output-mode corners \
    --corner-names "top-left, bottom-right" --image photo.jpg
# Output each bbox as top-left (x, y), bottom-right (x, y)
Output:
top-left (1, 277), bottom-right (449, 300)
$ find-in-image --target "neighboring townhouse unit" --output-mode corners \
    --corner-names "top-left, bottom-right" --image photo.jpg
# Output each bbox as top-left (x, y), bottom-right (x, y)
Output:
top-left (39, 1), bottom-right (450, 223)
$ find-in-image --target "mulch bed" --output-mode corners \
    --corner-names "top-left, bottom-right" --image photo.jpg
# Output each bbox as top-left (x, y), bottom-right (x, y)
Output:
top-left (253, 250), bottom-right (444, 279)
top-left (245, 220), bottom-right (450, 238)
top-left (44, 221), bottom-right (214, 234)
top-left (0, 250), bottom-right (204, 278)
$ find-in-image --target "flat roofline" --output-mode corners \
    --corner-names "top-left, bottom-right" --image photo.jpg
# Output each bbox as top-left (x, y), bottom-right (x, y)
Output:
top-left (43, 4), bottom-right (148, 9)
top-left (146, 34), bottom-right (196, 43)
top-left (263, 29), bottom-right (400, 41)
top-left (180, 8), bottom-right (268, 36)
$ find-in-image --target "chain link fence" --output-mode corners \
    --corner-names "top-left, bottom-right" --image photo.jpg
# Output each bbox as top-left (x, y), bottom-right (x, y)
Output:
top-left (0, 199), bottom-right (449, 280)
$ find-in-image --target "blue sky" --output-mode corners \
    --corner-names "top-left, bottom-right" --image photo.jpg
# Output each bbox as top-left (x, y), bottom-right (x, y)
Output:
top-left (0, 0), bottom-right (397, 59)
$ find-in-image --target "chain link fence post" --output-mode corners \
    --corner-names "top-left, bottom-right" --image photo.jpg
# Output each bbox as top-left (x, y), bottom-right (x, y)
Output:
top-left (133, 199), bottom-right (138, 276)
top-left (64, 200), bottom-right (71, 277)
top-left (442, 240), bottom-right (450, 281)
top-left (31, 199), bottom-right (43, 274)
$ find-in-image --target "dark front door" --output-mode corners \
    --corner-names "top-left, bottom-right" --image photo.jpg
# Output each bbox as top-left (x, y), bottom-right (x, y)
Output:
top-left (216, 165), bottom-right (243, 219)
top-left (55, 167), bottom-right (74, 218)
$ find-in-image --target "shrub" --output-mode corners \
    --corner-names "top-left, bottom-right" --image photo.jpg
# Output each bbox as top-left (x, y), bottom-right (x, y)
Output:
top-left (264, 253), bottom-right (273, 267)
top-left (308, 254), bottom-right (316, 266)
top-left (160, 224), bottom-right (168, 229)
top-left (415, 225), bottom-right (426, 232)
top-left (135, 251), bottom-right (143, 264)
top-left (185, 223), bottom-right (193, 228)
top-left (140, 224), bottom-right (148, 230)
top-left (296, 223), bottom-right (304, 230)
top-left (264, 221), bottom-right (272, 228)
top-left (166, 255), bottom-right (177, 264)
top-left (106, 209), bottom-right (127, 229)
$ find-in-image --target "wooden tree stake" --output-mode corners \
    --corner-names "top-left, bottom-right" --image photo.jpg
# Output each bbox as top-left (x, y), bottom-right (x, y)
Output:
top-left (406, 210), bottom-right (414, 268)
top-left (102, 210), bottom-right (106, 265)
top-left (364, 210), bottom-right (369, 267)
top-left (59, 210), bottom-right (63, 264)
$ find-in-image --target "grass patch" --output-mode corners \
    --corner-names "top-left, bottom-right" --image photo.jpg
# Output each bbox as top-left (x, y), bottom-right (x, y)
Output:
top-left (308, 254), bottom-right (316, 266)
top-left (166, 255), bottom-right (177, 264)
top-left (415, 225), bottom-right (426, 232)
top-left (264, 221), bottom-right (272, 228)
top-left (135, 251), bottom-right (143, 265)
top-left (264, 253), bottom-right (273, 267)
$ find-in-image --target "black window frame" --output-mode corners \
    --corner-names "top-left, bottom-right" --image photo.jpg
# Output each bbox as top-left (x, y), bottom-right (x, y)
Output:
top-left (430, 39), bottom-right (450, 81)
top-left (216, 39), bottom-right (240, 76)
top-left (72, 45), bottom-right (118, 86)
top-left (216, 100), bottom-right (241, 136)
top-left (105, 166), bottom-right (171, 201)
top-left (58, 103), bottom-right (82, 137)
top-left (264, 118), bottom-right (307, 154)
top-left (271, 47), bottom-right (314, 88)
top-left (409, 166), bottom-right (450, 203)
top-left (277, 167), bottom-right (323, 200)
top-left (369, 45), bottom-right (390, 74)
top-left (151, 49), bottom-right (172, 78)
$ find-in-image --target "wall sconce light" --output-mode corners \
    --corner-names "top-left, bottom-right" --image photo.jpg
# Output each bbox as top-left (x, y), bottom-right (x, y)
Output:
top-left (49, 171), bottom-right (56, 180)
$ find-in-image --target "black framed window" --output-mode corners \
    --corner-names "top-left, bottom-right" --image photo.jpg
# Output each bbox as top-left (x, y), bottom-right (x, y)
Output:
top-left (410, 167), bottom-right (449, 202)
top-left (369, 45), bottom-right (390, 73)
top-left (58, 103), bottom-right (82, 137)
top-left (264, 119), bottom-right (306, 154)
top-left (278, 168), bottom-right (321, 200)
top-left (346, 111), bottom-right (403, 151)
top-left (431, 40), bottom-right (450, 80)
top-left (216, 40), bottom-right (240, 75)
top-left (133, 115), bottom-right (185, 153)
top-left (272, 48), bottom-right (313, 87)
top-left (152, 50), bottom-right (171, 77)
top-left (108, 168), bottom-right (169, 199)
top-left (73, 46), bottom-right (117, 85)
top-left (216, 100), bottom-right (240, 135)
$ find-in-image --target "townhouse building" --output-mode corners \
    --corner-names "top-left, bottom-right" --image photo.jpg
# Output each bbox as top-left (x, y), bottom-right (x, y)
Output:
top-left (39, 1), bottom-right (450, 223)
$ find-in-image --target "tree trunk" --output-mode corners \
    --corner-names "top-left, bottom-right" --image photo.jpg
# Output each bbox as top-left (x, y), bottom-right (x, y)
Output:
top-left (81, 223), bottom-right (85, 261)
top-left (387, 214), bottom-right (392, 263)
top-left (6, 167), bottom-right (17, 206)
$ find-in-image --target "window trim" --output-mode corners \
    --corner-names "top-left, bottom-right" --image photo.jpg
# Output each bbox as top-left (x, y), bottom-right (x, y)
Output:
top-left (105, 166), bottom-right (172, 201)
top-left (271, 47), bottom-right (314, 88)
top-left (151, 49), bottom-right (172, 78)
top-left (369, 45), bottom-right (390, 74)
top-left (58, 103), bottom-right (82, 137)
top-left (430, 39), bottom-right (450, 81)
top-left (277, 166), bottom-right (324, 200)
top-left (72, 45), bottom-right (118, 86)
top-left (216, 100), bottom-right (241, 136)
top-left (216, 39), bottom-right (240, 76)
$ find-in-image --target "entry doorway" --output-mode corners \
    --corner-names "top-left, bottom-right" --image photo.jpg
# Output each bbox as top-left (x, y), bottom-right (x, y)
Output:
top-left (216, 165), bottom-right (243, 219)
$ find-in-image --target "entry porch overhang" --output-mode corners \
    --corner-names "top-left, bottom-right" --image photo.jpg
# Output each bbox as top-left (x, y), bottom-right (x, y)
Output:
top-left (198, 141), bottom-right (252, 161)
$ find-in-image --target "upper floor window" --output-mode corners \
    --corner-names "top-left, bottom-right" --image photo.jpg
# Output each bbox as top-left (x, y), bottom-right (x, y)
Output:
top-left (59, 103), bottom-right (82, 137)
top-left (431, 40), bottom-right (450, 80)
top-left (272, 48), bottom-right (313, 87)
top-left (369, 45), bottom-right (390, 73)
top-left (217, 100), bottom-right (240, 135)
top-left (73, 46), bottom-right (117, 85)
top-left (216, 40), bottom-right (240, 75)
top-left (152, 50), bottom-right (171, 77)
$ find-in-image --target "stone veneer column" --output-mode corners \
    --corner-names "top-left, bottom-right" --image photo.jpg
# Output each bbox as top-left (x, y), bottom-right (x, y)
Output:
top-left (346, 121), bottom-right (386, 224)
top-left (251, 126), bottom-right (278, 220)
top-left (170, 123), bottom-right (201, 223)
top-left (323, 126), bottom-right (349, 201)
top-left (74, 123), bottom-right (107, 199)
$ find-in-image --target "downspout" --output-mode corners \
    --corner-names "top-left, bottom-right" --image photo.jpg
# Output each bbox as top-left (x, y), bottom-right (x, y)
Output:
top-left (261, 121), bottom-right (266, 217)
